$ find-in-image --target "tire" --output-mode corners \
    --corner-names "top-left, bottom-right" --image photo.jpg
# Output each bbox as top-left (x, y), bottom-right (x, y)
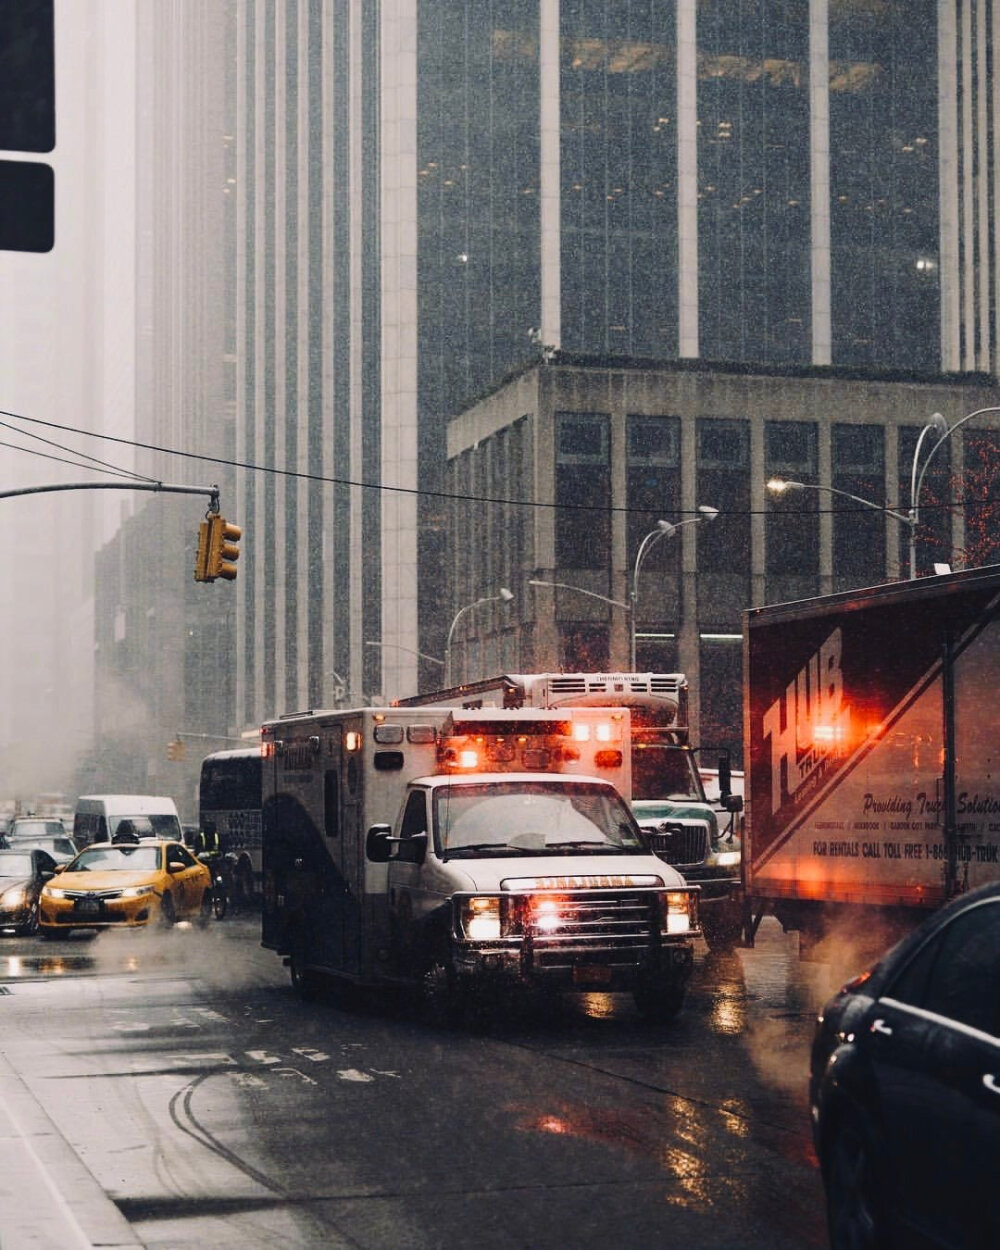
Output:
top-left (633, 974), bottom-right (686, 1023)
top-left (824, 1112), bottom-right (887, 1250)
top-left (212, 883), bottom-right (227, 920)
top-left (197, 889), bottom-right (213, 928)
top-left (159, 892), bottom-right (176, 928)
top-left (39, 926), bottom-right (60, 940)
top-left (289, 943), bottom-right (319, 1001)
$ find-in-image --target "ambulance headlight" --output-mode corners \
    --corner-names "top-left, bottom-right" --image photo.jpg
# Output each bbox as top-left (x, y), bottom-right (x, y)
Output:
top-left (661, 890), bottom-right (698, 935)
top-left (459, 896), bottom-right (501, 941)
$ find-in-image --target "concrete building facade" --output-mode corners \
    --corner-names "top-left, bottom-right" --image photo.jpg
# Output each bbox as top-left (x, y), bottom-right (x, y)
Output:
top-left (442, 359), bottom-right (1000, 761)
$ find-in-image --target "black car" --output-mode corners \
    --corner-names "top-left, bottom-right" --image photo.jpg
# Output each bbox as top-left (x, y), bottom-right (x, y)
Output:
top-left (810, 882), bottom-right (1000, 1249)
top-left (0, 847), bottom-right (59, 935)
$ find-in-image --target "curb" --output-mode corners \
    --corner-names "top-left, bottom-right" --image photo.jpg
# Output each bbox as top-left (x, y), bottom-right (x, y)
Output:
top-left (0, 1053), bottom-right (142, 1249)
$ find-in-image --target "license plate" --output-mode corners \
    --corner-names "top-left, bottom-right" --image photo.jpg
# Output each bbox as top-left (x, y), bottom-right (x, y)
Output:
top-left (573, 964), bottom-right (612, 985)
top-left (75, 897), bottom-right (101, 915)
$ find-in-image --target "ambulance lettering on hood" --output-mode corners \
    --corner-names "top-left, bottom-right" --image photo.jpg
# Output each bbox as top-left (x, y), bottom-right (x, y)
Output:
top-left (761, 627), bottom-right (851, 815)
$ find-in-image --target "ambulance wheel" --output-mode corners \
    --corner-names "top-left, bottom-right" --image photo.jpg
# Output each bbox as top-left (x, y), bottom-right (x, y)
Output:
top-left (289, 945), bottom-right (319, 1001)
top-left (633, 974), bottom-right (686, 1023)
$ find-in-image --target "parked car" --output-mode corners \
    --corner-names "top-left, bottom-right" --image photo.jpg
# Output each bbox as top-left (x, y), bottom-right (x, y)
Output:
top-left (38, 839), bottom-right (212, 936)
top-left (0, 848), bottom-right (60, 935)
top-left (6, 817), bottom-right (68, 843)
top-left (810, 881), bottom-right (1000, 1249)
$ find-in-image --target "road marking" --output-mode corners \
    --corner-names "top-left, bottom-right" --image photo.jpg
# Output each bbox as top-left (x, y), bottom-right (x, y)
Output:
top-left (370, 1068), bottom-right (401, 1079)
top-left (231, 1072), bottom-right (268, 1089)
top-left (291, 1047), bottom-right (330, 1063)
top-left (173, 1052), bottom-right (236, 1066)
top-left (274, 1068), bottom-right (317, 1085)
top-left (336, 1068), bottom-right (374, 1083)
top-left (245, 1049), bottom-right (282, 1065)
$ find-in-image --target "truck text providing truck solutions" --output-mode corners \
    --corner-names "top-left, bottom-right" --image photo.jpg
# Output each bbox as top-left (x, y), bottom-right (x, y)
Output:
top-left (260, 703), bottom-right (700, 1020)
top-left (743, 564), bottom-right (1000, 958)
top-left (397, 673), bottom-right (744, 948)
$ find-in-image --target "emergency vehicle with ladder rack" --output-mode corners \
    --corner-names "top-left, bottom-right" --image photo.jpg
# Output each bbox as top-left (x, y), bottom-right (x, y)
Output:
top-left (260, 703), bottom-right (700, 1020)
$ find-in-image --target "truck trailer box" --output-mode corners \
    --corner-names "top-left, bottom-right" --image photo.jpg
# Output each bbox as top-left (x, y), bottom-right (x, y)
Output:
top-left (743, 564), bottom-right (1000, 951)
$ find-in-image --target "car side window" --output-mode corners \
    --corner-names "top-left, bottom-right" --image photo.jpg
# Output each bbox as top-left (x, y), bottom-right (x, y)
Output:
top-left (890, 901), bottom-right (1000, 1037)
top-left (169, 844), bottom-right (198, 869)
top-left (397, 792), bottom-right (427, 863)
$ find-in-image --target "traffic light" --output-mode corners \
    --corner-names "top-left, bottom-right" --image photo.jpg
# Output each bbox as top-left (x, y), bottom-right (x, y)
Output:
top-left (194, 515), bottom-right (242, 582)
top-left (0, 1), bottom-right (56, 253)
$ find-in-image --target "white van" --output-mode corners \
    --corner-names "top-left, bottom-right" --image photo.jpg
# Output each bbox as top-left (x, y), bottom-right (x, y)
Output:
top-left (73, 794), bottom-right (182, 846)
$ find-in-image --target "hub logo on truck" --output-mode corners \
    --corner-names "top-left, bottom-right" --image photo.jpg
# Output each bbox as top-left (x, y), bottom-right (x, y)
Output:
top-left (761, 627), bottom-right (850, 814)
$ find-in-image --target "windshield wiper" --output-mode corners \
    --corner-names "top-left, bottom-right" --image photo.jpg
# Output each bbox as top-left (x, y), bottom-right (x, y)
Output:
top-left (443, 842), bottom-right (532, 858)
top-left (541, 840), bottom-right (628, 852)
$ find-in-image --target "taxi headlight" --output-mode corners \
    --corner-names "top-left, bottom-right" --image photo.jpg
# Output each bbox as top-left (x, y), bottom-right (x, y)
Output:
top-left (121, 885), bottom-right (155, 898)
top-left (459, 896), bottom-right (501, 941)
top-left (44, 887), bottom-right (67, 899)
top-left (662, 889), bottom-right (698, 935)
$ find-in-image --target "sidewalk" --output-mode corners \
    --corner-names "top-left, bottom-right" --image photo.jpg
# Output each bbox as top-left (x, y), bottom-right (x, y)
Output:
top-left (0, 1053), bottom-right (141, 1250)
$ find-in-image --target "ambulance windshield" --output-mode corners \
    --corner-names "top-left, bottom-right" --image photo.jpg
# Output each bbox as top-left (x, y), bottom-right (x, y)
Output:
top-left (434, 781), bottom-right (645, 858)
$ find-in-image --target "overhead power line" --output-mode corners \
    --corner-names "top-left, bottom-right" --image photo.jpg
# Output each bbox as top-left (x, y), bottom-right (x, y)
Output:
top-left (0, 407), bottom-right (997, 518)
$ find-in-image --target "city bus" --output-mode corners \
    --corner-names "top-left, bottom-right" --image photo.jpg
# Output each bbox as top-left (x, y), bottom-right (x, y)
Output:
top-left (198, 747), bottom-right (262, 904)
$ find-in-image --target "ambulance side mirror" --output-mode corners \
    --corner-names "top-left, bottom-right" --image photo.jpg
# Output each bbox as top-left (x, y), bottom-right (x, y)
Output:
top-left (366, 824), bottom-right (393, 863)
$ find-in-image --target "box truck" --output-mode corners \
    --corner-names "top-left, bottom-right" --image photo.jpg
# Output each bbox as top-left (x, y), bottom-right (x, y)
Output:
top-left (743, 564), bottom-right (1000, 957)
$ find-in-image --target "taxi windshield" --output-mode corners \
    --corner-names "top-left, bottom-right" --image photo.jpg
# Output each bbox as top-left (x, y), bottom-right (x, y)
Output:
top-left (71, 845), bottom-right (162, 873)
top-left (434, 781), bottom-right (644, 858)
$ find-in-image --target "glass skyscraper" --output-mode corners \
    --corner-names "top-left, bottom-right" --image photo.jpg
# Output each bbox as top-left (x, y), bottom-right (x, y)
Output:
top-left (229, 1), bottom-right (995, 726)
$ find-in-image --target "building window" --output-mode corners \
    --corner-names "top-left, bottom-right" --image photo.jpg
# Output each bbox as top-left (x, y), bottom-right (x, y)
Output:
top-left (698, 1), bottom-right (811, 365)
top-left (555, 413), bottom-right (610, 569)
top-left (833, 423), bottom-right (885, 585)
top-left (900, 424), bottom-right (950, 575)
top-left (627, 415), bottom-right (681, 571)
top-left (696, 418), bottom-right (750, 574)
top-left (829, 1), bottom-right (939, 367)
top-left (766, 420), bottom-right (818, 576)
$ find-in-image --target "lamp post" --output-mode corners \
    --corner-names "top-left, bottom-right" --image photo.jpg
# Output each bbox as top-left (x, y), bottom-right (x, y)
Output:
top-left (768, 407), bottom-right (999, 579)
top-left (365, 640), bottom-right (445, 667)
top-left (629, 505), bottom-right (718, 669)
top-left (444, 588), bottom-right (514, 685)
top-left (529, 505), bottom-right (717, 671)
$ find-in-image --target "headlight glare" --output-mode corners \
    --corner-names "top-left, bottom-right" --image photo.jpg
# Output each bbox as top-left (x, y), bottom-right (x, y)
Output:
top-left (460, 896), bottom-right (501, 941)
top-left (122, 885), bottom-right (155, 898)
top-left (44, 887), bottom-right (66, 899)
top-left (663, 889), bottom-right (697, 935)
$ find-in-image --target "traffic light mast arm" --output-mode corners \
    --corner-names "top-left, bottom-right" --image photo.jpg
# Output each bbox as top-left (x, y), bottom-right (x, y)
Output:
top-left (0, 481), bottom-right (220, 507)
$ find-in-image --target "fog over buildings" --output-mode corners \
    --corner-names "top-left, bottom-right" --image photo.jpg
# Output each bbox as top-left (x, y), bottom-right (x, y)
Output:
top-left (1, 2), bottom-right (998, 820)
top-left (0, 1), bottom-right (138, 805)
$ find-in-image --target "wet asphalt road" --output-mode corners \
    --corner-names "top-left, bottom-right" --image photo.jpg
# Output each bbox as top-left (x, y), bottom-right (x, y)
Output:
top-left (0, 916), bottom-right (837, 1249)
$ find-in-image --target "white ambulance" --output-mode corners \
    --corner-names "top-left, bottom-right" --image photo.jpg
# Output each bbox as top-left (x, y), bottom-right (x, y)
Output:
top-left (260, 704), bottom-right (700, 1020)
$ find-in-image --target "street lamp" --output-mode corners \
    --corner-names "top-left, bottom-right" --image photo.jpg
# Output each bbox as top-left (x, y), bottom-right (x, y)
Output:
top-left (365, 640), bottom-right (445, 667)
top-left (767, 408), bottom-right (996, 579)
top-left (629, 505), bottom-right (718, 669)
top-left (444, 588), bottom-right (514, 685)
top-left (529, 504), bottom-right (717, 671)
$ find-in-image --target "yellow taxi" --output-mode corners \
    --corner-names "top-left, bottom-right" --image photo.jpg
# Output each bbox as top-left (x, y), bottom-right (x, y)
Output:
top-left (38, 839), bottom-right (212, 936)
